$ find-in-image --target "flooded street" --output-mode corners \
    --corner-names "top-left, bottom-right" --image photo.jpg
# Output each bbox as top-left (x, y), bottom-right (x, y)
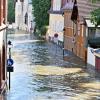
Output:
top-left (6, 31), bottom-right (100, 100)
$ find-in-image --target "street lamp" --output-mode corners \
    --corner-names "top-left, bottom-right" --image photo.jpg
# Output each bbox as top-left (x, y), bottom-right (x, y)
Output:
top-left (8, 40), bottom-right (13, 58)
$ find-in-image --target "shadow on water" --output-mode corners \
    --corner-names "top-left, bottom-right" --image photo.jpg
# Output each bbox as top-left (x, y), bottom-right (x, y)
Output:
top-left (5, 33), bottom-right (100, 100)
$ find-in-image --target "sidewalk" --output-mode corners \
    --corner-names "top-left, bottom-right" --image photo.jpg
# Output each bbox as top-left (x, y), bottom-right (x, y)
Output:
top-left (49, 42), bottom-right (86, 67)
top-left (48, 41), bottom-right (100, 76)
top-left (64, 50), bottom-right (86, 67)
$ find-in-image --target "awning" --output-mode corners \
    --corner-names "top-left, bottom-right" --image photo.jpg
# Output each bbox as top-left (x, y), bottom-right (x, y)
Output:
top-left (86, 19), bottom-right (100, 28)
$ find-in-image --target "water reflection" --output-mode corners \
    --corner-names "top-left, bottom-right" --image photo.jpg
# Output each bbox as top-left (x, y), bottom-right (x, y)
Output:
top-left (5, 33), bottom-right (100, 100)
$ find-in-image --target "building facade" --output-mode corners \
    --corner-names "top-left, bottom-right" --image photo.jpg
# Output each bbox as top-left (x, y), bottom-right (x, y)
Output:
top-left (63, 0), bottom-right (100, 63)
top-left (48, 0), bottom-right (65, 45)
top-left (0, 0), bottom-right (7, 93)
top-left (15, 0), bottom-right (34, 32)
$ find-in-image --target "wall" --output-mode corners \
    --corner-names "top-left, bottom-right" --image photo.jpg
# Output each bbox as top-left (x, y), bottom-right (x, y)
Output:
top-left (64, 10), bottom-right (73, 51)
top-left (48, 14), bottom-right (64, 42)
top-left (0, 0), bottom-right (7, 91)
top-left (0, 0), bottom-right (3, 25)
top-left (27, 4), bottom-right (34, 32)
top-left (15, 0), bottom-right (23, 28)
top-left (53, 0), bottom-right (61, 11)
top-left (0, 31), bottom-right (3, 86)
top-left (64, 9), bottom-right (87, 61)
top-left (87, 47), bottom-right (95, 66)
top-left (0, 28), bottom-right (7, 90)
top-left (15, 0), bottom-right (34, 31)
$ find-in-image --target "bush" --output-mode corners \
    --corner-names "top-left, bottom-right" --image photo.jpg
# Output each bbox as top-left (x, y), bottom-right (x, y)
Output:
top-left (7, 0), bottom-right (15, 23)
top-left (40, 26), bottom-right (48, 36)
top-left (90, 8), bottom-right (100, 27)
top-left (32, 0), bottom-right (50, 34)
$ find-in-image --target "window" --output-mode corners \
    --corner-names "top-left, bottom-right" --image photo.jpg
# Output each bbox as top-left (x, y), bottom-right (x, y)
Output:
top-left (25, 13), bottom-right (28, 24)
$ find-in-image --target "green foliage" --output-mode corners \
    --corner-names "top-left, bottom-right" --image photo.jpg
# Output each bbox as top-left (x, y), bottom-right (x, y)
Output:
top-left (91, 0), bottom-right (96, 3)
top-left (91, 0), bottom-right (100, 3)
top-left (90, 0), bottom-right (100, 27)
top-left (32, 0), bottom-right (50, 35)
top-left (40, 26), bottom-right (48, 36)
top-left (7, 0), bottom-right (15, 23)
top-left (90, 8), bottom-right (100, 27)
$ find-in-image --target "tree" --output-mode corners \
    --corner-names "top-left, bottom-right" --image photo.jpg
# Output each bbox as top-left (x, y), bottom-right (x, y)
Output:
top-left (32, 0), bottom-right (50, 35)
top-left (7, 0), bottom-right (15, 24)
top-left (90, 8), bottom-right (100, 27)
top-left (90, 0), bottom-right (100, 27)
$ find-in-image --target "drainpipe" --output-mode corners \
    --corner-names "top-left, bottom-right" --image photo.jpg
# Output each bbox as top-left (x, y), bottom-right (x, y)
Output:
top-left (63, 27), bottom-right (65, 59)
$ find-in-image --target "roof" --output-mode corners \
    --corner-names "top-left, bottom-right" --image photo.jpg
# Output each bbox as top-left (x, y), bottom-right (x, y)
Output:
top-left (77, 0), bottom-right (100, 19)
top-left (48, 8), bottom-right (63, 14)
top-left (49, 0), bottom-right (66, 14)
top-left (86, 19), bottom-right (100, 28)
top-left (62, 0), bottom-right (100, 20)
top-left (62, 1), bottom-right (74, 10)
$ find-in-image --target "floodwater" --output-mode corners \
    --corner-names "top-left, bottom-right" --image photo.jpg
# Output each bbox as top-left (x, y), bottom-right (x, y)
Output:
top-left (5, 31), bottom-right (100, 100)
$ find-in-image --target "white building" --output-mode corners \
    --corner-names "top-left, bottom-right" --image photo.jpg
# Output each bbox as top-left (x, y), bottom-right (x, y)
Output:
top-left (86, 19), bottom-right (100, 67)
top-left (48, 0), bottom-right (64, 44)
top-left (15, 0), bottom-right (34, 32)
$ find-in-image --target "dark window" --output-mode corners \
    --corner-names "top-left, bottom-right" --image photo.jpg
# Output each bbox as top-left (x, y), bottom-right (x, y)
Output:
top-left (25, 13), bottom-right (28, 24)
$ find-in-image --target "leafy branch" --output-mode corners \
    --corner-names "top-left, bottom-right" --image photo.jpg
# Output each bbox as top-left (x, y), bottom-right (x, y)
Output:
top-left (32, 0), bottom-right (50, 36)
